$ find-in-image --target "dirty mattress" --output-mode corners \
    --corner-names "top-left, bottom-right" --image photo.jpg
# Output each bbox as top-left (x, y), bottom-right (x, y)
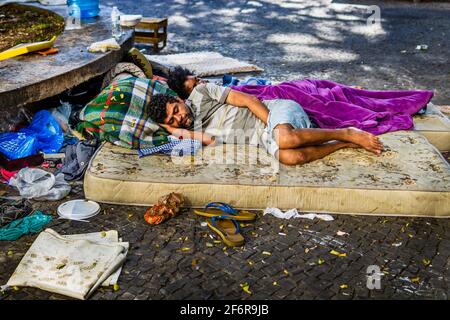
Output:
top-left (413, 104), bottom-right (450, 151)
top-left (84, 131), bottom-right (450, 217)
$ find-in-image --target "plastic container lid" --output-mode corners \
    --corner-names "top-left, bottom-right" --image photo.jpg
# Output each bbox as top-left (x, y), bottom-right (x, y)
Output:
top-left (57, 199), bottom-right (100, 220)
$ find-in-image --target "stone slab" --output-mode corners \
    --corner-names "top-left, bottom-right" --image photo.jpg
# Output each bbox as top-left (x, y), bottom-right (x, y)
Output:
top-left (0, 4), bottom-right (133, 108)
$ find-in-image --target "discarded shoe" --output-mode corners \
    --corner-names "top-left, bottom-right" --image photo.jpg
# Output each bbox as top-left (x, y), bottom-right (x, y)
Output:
top-left (193, 202), bottom-right (256, 221)
top-left (207, 215), bottom-right (244, 247)
top-left (128, 47), bottom-right (153, 79)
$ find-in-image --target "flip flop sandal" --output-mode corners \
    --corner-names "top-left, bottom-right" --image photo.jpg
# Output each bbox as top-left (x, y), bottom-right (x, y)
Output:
top-left (193, 202), bottom-right (256, 221)
top-left (207, 215), bottom-right (244, 247)
top-left (128, 47), bottom-right (153, 79)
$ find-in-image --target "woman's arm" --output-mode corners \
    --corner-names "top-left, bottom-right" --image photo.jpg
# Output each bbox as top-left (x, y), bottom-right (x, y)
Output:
top-left (160, 124), bottom-right (216, 146)
top-left (224, 90), bottom-right (269, 124)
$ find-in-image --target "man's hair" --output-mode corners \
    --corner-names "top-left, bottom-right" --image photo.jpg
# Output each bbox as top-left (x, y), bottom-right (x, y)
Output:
top-left (167, 66), bottom-right (193, 100)
top-left (147, 94), bottom-right (178, 123)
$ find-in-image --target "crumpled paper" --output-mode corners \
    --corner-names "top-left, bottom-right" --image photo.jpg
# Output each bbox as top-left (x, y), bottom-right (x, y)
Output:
top-left (88, 38), bottom-right (120, 53)
top-left (263, 207), bottom-right (334, 221)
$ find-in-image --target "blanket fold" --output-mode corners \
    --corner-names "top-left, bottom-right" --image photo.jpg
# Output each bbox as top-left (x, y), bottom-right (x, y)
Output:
top-left (232, 79), bottom-right (434, 135)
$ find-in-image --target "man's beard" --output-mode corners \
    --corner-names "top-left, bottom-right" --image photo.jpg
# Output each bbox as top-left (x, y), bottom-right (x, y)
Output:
top-left (182, 114), bottom-right (194, 128)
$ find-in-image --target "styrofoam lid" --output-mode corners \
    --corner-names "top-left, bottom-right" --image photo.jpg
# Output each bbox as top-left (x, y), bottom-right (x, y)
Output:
top-left (57, 199), bottom-right (100, 220)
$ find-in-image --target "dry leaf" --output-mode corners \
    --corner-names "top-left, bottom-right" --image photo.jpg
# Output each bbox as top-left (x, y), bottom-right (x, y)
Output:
top-left (410, 277), bottom-right (420, 283)
top-left (330, 250), bottom-right (347, 257)
top-left (240, 282), bottom-right (252, 295)
top-left (422, 259), bottom-right (431, 267)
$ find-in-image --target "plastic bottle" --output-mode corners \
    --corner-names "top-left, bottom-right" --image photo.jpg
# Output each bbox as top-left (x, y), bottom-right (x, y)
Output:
top-left (111, 6), bottom-right (123, 40)
top-left (65, 2), bottom-right (82, 30)
top-left (66, 0), bottom-right (100, 19)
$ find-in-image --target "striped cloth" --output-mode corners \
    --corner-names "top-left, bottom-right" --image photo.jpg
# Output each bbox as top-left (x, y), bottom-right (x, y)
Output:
top-left (138, 136), bottom-right (202, 157)
top-left (77, 77), bottom-right (177, 149)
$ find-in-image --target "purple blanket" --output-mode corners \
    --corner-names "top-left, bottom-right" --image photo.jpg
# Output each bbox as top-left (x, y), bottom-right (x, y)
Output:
top-left (231, 79), bottom-right (434, 135)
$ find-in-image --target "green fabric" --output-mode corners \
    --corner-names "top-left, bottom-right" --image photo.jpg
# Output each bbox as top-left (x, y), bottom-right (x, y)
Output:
top-left (77, 77), bottom-right (177, 149)
top-left (0, 211), bottom-right (53, 241)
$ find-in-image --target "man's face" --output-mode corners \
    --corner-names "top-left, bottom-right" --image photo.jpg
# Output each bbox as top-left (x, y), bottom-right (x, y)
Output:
top-left (163, 97), bottom-right (193, 128)
top-left (184, 75), bottom-right (208, 95)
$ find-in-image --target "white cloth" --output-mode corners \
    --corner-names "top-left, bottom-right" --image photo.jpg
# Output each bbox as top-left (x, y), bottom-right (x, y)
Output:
top-left (5, 228), bottom-right (128, 300)
top-left (88, 38), bottom-right (120, 53)
top-left (264, 207), bottom-right (334, 221)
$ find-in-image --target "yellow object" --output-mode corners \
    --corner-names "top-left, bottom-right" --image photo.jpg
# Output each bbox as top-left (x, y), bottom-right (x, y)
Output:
top-left (0, 36), bottom-right (57, 61)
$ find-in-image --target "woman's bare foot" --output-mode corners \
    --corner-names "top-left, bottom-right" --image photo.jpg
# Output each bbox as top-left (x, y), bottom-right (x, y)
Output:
top-left (343, 128), bottom-right (383, 154)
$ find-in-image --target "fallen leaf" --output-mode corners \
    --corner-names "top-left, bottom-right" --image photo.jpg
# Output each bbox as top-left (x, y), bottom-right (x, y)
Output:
top-left (7, 251), bottom-right (13, 257)
top-left (56, 263), bottom-right (66, 269)
top-left (191, 259), bottom-right (198, 266)
top-left (340, 284), bottom-right (348, 289)
top-left (273, 281), bottom-right (278, 286)
top-left (213, 240), bottom-right (222, 244)
top-left (247, 260), bottom-right (254, 266)
top-left (422, 259), bottom-right (431, 267)
top-left (283, 269), bottom-right (289, 275)
top-left (178, 247), bottom-right (191, 251)
top-left (113, 283), bottom-right (119, 291)
top-left (13, 286), bottom-right (19, 291)
top-left (262, 251), bottom-right (271, 256)
top-left (318, 259), bottom-right (325, 265)
top-left (330, 250), bottom-right (347, 257)
top-left (205, 243), bottom-right (213, 247)
top-left (410, 277), bottom-right (420, 283)
top-left (100, 231), bottom-right (107, 238)
top-left (240, 282), bottom-right (252, 295)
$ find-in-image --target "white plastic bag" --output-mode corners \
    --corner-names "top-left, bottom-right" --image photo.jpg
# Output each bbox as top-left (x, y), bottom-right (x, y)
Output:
top-left (9, 168), bottom-right (71, 201)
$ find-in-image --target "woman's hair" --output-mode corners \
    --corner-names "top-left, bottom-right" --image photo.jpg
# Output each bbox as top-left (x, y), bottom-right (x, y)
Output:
top-left (167, 66), bottom-right (193, 100)
top-left (147, 94), bottom-right (178, 123)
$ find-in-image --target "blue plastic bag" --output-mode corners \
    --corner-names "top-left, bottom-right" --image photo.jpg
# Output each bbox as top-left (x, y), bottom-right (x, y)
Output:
top-left (0, 110), bottom-right (64, 160)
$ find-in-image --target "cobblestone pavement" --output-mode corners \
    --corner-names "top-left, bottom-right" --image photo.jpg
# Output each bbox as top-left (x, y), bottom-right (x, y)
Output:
top-left (0, 182), bottom-right (449, 300)
top-left (1, 0), bottom-right (449, 300)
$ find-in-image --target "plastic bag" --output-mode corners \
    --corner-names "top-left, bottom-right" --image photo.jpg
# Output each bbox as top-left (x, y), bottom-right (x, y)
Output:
top-left (21, 110), bottom-right (64, 154)
top-left (0, 132), bottom-right (38, 160)
top-left (0, 110), bottom-right (64, 160)
top-left (9, 168), bottom-right (71, 201)
top-left (50, 101), bottom-right (72, 133)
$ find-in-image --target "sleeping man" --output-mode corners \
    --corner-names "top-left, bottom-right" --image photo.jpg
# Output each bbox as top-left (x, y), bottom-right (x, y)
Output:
top-left (147, 83), bottom-right (383, 165)
top-left (165, 67), bottom-right (434, 137)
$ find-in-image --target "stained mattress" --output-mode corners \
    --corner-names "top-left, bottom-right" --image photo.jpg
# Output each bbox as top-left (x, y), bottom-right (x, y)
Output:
top-left (413, 104), bottom-right (450, 151)
top-left (84, 131), bottom-right (450, 217)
